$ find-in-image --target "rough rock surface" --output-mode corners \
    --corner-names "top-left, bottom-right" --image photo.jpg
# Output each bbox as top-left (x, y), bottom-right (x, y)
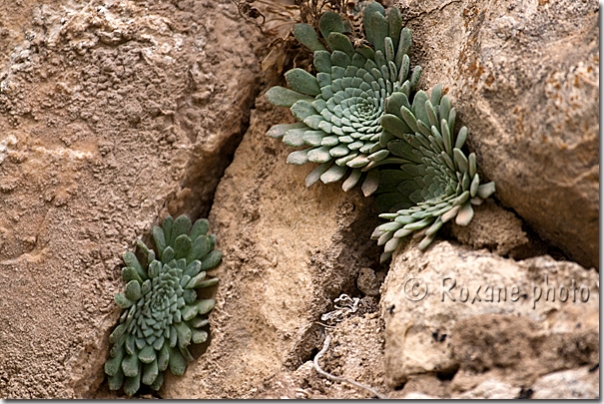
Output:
top-left (399, 0), bottom-right (599, 268)
top-left (0, 0), bottom-right (598, 400)
top-left (530, 366), bottom-right (600, 399)
top-left (450, 199), bottom-right (539, 257)
top-left (381, 240), bottom-right (599, 398)
top-left (160, 99), bottom-right (381, 398)
top-left (258, 309), bottom-right (386, 399)
top-left (0, 0), bottom-right (260, 398)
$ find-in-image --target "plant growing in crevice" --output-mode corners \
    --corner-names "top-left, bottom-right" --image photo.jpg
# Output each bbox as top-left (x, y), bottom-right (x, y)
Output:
top-left (104, 215), bottom-right (222, 396)
top-left (265, 2), bottom-right (422, 195)
top-left (371, 83), bottom-right (495, 262)
top-left (264, 1), bottom-right (496, 261)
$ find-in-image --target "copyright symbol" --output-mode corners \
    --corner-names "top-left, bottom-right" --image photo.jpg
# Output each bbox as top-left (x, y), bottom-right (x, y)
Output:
top-left (403, 278), bottom-right (428, 301)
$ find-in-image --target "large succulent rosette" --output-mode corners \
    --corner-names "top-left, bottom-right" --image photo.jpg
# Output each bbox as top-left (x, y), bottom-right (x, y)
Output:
top-left (372, 84), bottom-right (496, 262)
top-left (104, 215), bottom-right (222, 396)
top-left (265, 3), bottom-right (421, 195)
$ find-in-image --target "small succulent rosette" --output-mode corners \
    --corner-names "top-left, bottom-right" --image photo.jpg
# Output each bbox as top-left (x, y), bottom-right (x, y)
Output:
top-left (265, 2), bottom-right (422, 195)
top-left (372, 84), bottom-right (495, 262)
top-left (104, 215), bottom-right (222, 396)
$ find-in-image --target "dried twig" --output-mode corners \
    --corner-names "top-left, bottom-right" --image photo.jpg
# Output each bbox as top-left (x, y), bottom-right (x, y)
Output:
top-left (313, 335), bottom-right (388, 399)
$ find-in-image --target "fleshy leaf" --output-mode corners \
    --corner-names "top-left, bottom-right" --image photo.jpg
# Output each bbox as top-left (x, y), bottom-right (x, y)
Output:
top-left (105, 214), bottom-right (221, 396)
top-left (293, 23), bottom-right (327, 52)
top-left (319, 11), bottom-right (346, 41)
top-left (265, 86), bottom-right (314, 107)
top-left (285, 68), bottom-right (321, 96)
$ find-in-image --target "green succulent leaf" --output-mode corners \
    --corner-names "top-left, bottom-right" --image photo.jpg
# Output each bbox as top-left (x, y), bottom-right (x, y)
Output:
top-left (122, 267), bottom-right (143, 284)
top-left (192, 329), bottom-right (209, 344)
top-left (294, 23), bottom-right (327, 52)
top-left (319, 11), bottom-right (346, 40)
top-left (327, 32), bottom-right (355, 57)
top-left (285, 68), bottom-right (321, 96)
top-left (169, 346), bottom-right (187, 376)
top-left (363, 2), bottom-right (385, 44)
top-left (264, 2), bottom-right (418, 194)
top-left (105, 214), bottom-right (220, 396)
top-left (265, 87), bottom-right (312, 108)
top-left (105, 346), bottom-right (125, 376)
top-left (201, 250), bottom-right (222, 270)
top-left (115, 293), bottom-right (134, 309)
top-left (107, 366), bottom-right (124, 391)
top-left (150, 371), bottom-right (164, 391)
top-left (158, 343), bottom-right (170, 372)
top-left (173, 234), bottom-right (192, 260)
top-left (122, 354), bottom-right (140, 378)
top-left (373, 82), bottom-right (496, 259)
top-left (125, 280), bottom-right (142, 302)
top-left (142, 360), bottom-right (159, 386)
top-left (123, 370), bottom-right (142, 397)
top-left (138, 344), bottom-right (157, 364)
top-left (190, 219), bottom-right (210, 240)
top-left (189, 317), bottom-right (209, 329)
top-left (196, 299), bottom-right (216, 315)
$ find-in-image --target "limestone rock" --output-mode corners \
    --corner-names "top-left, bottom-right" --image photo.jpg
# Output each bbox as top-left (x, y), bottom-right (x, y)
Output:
top-left (450, 199), bottom-right (543, 258)
top-left (380, 240), bottom-right (599, 391)
top-left (454, 379), bottom-right (519, 399)
top-left (0, 0), bottom-right (260, 398)
top-left (531, 366), bottom-right (599, 399)
top-left (356, 268), bottom-right (386, 297)
top-left (160, 98), bottom-right (381, 398)
top-left (401, 0), bottom-right (599, 268)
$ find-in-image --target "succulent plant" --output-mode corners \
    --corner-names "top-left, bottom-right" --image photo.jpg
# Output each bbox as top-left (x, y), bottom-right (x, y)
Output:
top-left (265, 2), bottom-right (422, 196)
top-left (371, 83), bottom-right (496, 262)
top-left (104, 215), bottom-right (222, 396)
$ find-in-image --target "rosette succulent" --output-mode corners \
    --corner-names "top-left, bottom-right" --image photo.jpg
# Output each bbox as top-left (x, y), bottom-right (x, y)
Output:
top-left (104, 215), bottom-right (222, 396)
top-left (265, 2), bottom-right (422, 195)
top-left (371, 84), bottom-right (496, 262)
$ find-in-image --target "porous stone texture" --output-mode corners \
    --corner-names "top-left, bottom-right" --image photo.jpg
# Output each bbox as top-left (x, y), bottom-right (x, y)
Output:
top-left (0, 0), bottom-right (260, 398)
top-left (257, 310), bottom-right (387, 399)
top-left (0, 0), bottom-right (598, 400)
top-left (399, 0), bottom-right (599, 269)
top-left (530, 366), bottom-right (600, 399)
top-left (380, 240), bottom-right (599, 398)
top-left (160, 99), bottom-right (381, 398)
top-left (450, 199), bottom-right (540, 258)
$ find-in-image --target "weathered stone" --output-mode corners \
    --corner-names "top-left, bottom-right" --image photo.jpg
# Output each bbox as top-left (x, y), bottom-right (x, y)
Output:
top-left (454, 379), bottom-right (519, 399)
top-left (380, 240), bottom-right (599, 389)
top-left (450, 199), bottom-right (544, 258)
top-left (0, 0), bottom-right (260, 398)
top-left (356, 267), bottom-right (386, 297)
top-left (530, 366), bottom-right (599, 399)
top-left (402, 0), bottom-right (599, 268)
top-left (160, 98), bottom-right (380, 398)
top-left (1, 0), bottom-right (597, 399)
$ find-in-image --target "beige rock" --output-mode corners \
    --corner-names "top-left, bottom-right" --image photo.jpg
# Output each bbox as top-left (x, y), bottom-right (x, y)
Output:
top-left (160, 99), bottom-right (380, 398)
top-left (357, 267), bottom-right (386, 297)
top-left (381, 240), bottom-right (599, 390)
top-left (450, 199), bottom-right (545, 258)
top-left (1, 0), bottom-right (597, 399)
top-left (0, 0), bottom-right (260, 398)
top-left (455, 379), bottom-right (519, 399)
top-left (400, 0), bottom-right (599, 268)
top-left (257, 309), bottom-right (386, 400)
top-left (531, 366), bottom-right (599, 399)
